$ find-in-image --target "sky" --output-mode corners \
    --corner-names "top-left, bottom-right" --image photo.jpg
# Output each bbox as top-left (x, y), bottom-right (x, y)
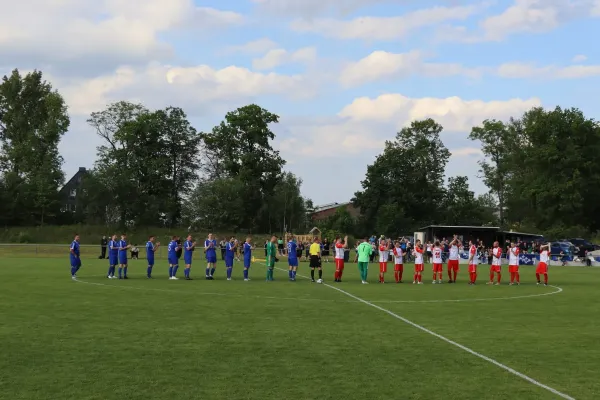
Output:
top-left (1, 0), bottom-right (599, 206)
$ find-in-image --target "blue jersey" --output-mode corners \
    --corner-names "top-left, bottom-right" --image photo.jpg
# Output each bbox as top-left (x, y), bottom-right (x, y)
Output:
top-left (168, 240), bottom-right (178, 259)
top-left (184, 240), bottom-right (194, 259)
top-left (119, 240), bottom-right (128, 255)
top-left (243, 242), bottom-right (252, 259)
top-left (225, 242), bottom-right (235, 259)
top-left (287, 241), bottom-right (297, 260)
top-left (146, 241), bottom-right (155, 260)
top-left (205, 239), bottom-right (217, 257)
top-left (109, 240), bottom-right (119, 257)
top-left (70, 240), bottom-right (80, 258)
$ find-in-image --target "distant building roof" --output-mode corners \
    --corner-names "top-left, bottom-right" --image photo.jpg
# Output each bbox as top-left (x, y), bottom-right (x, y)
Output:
top-left (419, 225), bottom-right (500, 231)
top-left (312, 202), bottom-right (351, 213)
top-left (501, 230), bottom-right (543, 237)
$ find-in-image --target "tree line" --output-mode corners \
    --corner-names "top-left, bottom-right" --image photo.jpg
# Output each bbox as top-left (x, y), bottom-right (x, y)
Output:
top-left (1, 68), bottom-right (599, 239)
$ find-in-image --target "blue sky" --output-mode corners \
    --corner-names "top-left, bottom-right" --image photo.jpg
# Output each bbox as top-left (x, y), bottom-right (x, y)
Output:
top-left (1, 0), bottom-right (598, 206)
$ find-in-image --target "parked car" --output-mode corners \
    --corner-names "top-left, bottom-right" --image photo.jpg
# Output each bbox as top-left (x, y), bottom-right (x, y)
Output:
top-left (550, 241), bottom-right (577, 257)
top-left (567, 238), bottom-right (595, 256)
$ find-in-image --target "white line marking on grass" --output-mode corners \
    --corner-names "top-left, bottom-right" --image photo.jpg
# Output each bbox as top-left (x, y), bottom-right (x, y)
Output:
top-left (275, 267), bottom-right (575, 400)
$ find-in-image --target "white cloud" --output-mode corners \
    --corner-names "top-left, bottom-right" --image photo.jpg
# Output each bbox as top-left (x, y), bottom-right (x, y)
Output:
top-left (0, 0), bottom-right (243, 66)
top-left (339, 50), bottom-right (482, 87)
top-left (594, 0), bottom-right (600, 15)
top-left (497, 62), bottom-right (600, 78)
top-left (56, 63), bottom-right (314, 117)
top-left (252, 47), bottom-right (317, 70)
top-left (479, 0), bottom-right (596, 41)
top-left (338, 93), bottom-right (541, 132)
top-left (572, 54), bottom-right (588, 62)
top-left (251, 0), bottom-right (405, 16)
top-left (290, 4), bottom-right (483, 40)
top-left (223, 38), bottom-right (278, 55)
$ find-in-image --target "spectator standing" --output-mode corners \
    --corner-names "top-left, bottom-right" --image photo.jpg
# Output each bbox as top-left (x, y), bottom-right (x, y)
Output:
top-left (131, 244), bottom-right (139, 259)
top-left (220, 239), bottom-right (227, 260)
top-left (100, 236), bottom-right (108, 259)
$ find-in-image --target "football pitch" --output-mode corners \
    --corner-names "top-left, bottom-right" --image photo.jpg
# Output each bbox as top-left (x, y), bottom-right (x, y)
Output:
top-left (1, 257), bottom-right (598, 399)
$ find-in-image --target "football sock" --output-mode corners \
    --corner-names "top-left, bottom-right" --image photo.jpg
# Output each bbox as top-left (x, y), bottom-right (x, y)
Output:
top-left (205, 267), bottom-right (210, 277)
top-left (398, 268), bottom-right (403, 281)
top-left (226, 267), bottom-right (232, 279)
top-left (169, 266), bottom-right (173, 277)
top-left (147, 266), bottom-right (152, 277)
top-left (107, 266), bottom-right (112, 276)
top-left (123, 267), bottom-right (127, 277)
top-left (118, 267), bottom-right (123, 278)
top-left (489, 271), bottom-right (494, 282)
top-left (516, 272), bottom-right (520, 283)
top-left (243, 269), bottom-right (248, 279)
top-left (497, 273), bottom-right (501, 283)
top-left (394, 271), bottom-right (399, 282)
top-left (173, 265), bottom-right (178, 277)
top-left (311, 269), bottom-right (315, 280)
top-left (536, 273), bottom-right (540, 282)
top-left (289, 269), bottom-right (293, 279)
top-left (453, 270), bottom-right (457, 281)
top-left (71, 266), bottom-right (76, 276)
top-left (414, 273), bottom-right (417, 282)
top-left (544, 273), bottom-right (548, 284)
top-left (448, 270), bottom-right (452, 280)
top-left (292, 270), bottom-right (297, 279)
top-left (318, 269), bottom-right (322, 279)
top-left (210, 267), bottom-right (215, 277)
top-left (418, 274), bottom-right (422, 282)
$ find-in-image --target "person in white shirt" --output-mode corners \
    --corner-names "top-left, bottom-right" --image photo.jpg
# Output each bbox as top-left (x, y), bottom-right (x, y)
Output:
top-left (413, 240), bottom-right (424, 284)
top-left (447, 235), bottom-right (460, 283)
top-left (426, 241), bottom-right (433, 263)
top-left (378, 239), bottom-right (392, 283)
top-left (508, 242), bottom-right (520, 285)
top-left (468, 240), bottom-right (479, 285)
top-left (536, 243), bottom-right (550, 286)
top-left (392, 241), bottom-right (404, 283)
top-left (488, 241), bottom-right (502, 285)
top-left (432, 241), bottom-right (443, 284)
top-left (334, 236), bottom-right (348, 282)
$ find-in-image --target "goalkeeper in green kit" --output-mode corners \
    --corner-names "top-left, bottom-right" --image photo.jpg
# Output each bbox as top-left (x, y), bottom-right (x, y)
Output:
top-left (266, 235), bottom-right (277, 281)
top-left (357, 238), bottom-right (373, 284)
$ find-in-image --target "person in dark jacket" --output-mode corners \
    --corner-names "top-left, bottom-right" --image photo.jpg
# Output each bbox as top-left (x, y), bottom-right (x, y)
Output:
top-left (100, 236), bottom-right (108, 259)
top-left (176, 238), bottom-right (183, 259)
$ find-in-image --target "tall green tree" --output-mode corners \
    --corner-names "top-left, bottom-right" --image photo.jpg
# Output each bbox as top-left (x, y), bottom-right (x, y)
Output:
top-left (353, 118), bottom-right (450, 234)
top-left (442, 176), bottom-right (488, 226)
top-left (200, 104), bottom-right (285, 230)
top-left (0, 69), bottom-right (69, 225)
top-left (468, 119), bottom-right (512, 226)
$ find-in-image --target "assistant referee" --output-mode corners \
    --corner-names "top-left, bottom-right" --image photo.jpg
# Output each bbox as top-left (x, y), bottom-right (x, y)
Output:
top-left (309, 237), bottom-right (322, 282)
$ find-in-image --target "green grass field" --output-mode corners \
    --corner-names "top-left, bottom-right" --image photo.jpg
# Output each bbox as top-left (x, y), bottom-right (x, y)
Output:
top-left (1, 251), bottom-right (598, 399)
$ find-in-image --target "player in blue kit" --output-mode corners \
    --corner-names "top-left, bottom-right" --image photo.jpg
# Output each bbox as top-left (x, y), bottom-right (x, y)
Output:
top-left (204, 233), bottom-right (217, 280)
top-left (70, 234), bottom-right (81, 280)
top-left (107, 234), bottom-right (119, 279)
top-left (118, 234), bottom-right (131, 279)
top-left (225, 237), bottom-right (237, 280)
top-left (287, 236), bottom-right (298, 281)
top-left (183, 235), bottom-right (196, 280)
top-left (243, 237), bottom-right (253, 281)
top-left (167, 236), bottom-right (180, 280)
top-left (146, 236), bottom-right (160, 278)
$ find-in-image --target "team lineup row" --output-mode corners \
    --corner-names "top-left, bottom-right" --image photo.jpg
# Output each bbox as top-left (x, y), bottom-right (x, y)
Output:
top-left (68, 234), bottom-right (553, 286)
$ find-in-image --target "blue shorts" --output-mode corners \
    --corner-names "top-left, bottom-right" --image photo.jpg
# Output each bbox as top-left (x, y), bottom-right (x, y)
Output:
top-left (244, 260), bottom-right (251, 268)
top-left (288, 258), bottom-right (298, 267)
top-left (225, 258), bottom-right (234, 267)
top-left (147, 259), bottom-right (154, 266)
top-left (168, 257), bottom-right (178, 265)
top-left (184, 257), bottom-right (192, 265)
top-left (70, 257), bottom-right (81, 267)
top-left (206, 254), bottom-right (217, 263)
top-left (118, 255), bottom-right (127, 265)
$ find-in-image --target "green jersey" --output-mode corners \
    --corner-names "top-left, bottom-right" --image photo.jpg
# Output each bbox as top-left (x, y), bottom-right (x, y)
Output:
top-left (357, 242), bottom-right (373, 263)
top-left (266, 242), bottom-right (277, 266)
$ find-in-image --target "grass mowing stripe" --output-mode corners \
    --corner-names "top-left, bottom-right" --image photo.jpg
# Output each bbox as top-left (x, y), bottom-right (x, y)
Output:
top-left (275, 266), bottom-right (576, 400)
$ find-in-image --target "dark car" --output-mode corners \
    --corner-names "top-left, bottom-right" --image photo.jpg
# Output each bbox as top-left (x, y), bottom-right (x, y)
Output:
top-left (566, 238), bottom-right (595, 257)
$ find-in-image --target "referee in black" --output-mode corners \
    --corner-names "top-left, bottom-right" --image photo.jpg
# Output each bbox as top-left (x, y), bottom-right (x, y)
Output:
top-left (309, 237), bottom-right (322, 283)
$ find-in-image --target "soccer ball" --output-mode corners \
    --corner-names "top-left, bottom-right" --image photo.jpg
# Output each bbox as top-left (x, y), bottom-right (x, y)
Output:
top-left (317, 279), bottom-right (323, 284)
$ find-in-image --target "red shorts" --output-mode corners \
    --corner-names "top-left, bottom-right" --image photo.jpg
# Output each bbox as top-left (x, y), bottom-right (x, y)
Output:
top-left (509, 265), bottom-right (519, 273)
top-left (379, 262), bottom-right (388, 273)
top-left (433, 263), bottom-right (443, 272)
top-left (335, 259), bottom-right (344, 270)
top-left (414, 264), bottom-right (424, 272)
top-left (468, 264), bottom-right (477, 273)
top-left (394, 263), bottom-right (403, 271)
top-left (490, 265), bottom-right (501, 273)
top-left (448, 259), bottom-right (459, 271)
top-left (536, 262), bottom-right (548, 274)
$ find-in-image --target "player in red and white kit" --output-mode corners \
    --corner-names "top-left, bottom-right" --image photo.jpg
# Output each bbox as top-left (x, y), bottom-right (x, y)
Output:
top-left (432, 241), bottom-right (443, 284)
top-left (447, 235), bottom-right (460, 283)
top-left (413, 240), bottom-right (424, 284)
top-left (488, 241), bottom-right (502, 285)
top-left (468, 240), bottom-right (478, 285)
top-left (393, 241), bottom-right (404, 283)
top-left (333, 235), bottom-right (348, 282)
top-left (378, 239), bottom-right (391, 283)
top-left (536, 243), bottom-right (550, 286)
top-left (508, 242), bottom-right (520, 285)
